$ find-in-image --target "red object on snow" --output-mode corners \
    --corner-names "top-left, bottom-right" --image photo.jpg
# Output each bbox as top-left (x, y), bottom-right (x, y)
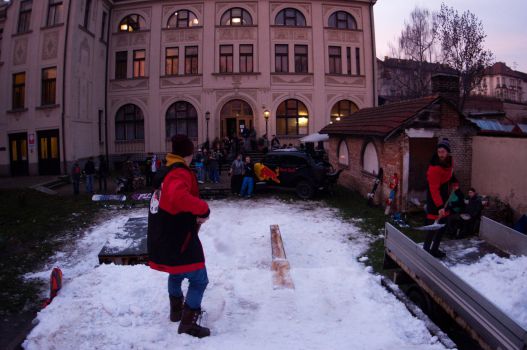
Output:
top-left (42, 267), bottom-right (63, 308)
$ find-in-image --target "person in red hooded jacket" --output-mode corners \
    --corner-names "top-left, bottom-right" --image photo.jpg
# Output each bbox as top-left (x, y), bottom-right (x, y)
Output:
top-left (423, 138), bottom-right (458, 258)
top-left (147, 135), bottom-right (211, 338)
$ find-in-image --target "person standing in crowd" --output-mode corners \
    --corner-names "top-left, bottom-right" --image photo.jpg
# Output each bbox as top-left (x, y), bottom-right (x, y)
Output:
top-left (150, 154), bottom-right (158, 186)
top-left (71, 161), bottom-right (81, 195)
top-left (194, 149), bottom-right (205, 184)
top-left (229, 154), bottom-right (244, 195)
top-left (145, 153), bottom-right (154, 187)
top-left (147, 134), bottom-right (211, 338)
top-left (271, 135), bottom-right (280, 150)
top-left (98, 155), bottom-right (109, 193)
top-left (423, 138), bottom-right (458, 258)
top-left (208, 148), bottom-right (220, 183)
top-left (240, 155), bottom-right (255, 199)
top-left (84, 157), bottom-right (96, 194)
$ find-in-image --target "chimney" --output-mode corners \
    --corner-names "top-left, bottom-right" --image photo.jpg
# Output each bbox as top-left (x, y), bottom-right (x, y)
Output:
top-left (431, 73), bottom-right (460, 107)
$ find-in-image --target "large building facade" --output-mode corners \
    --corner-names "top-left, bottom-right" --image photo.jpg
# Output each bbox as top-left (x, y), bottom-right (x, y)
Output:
top-left (0, 0), bottom-right (376, 176)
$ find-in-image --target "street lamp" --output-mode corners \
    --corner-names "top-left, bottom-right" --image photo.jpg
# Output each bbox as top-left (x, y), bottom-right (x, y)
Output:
top-left (264, 110), bottom-right (270, 136)
top-left (205, 111), bottom-right (210, 143)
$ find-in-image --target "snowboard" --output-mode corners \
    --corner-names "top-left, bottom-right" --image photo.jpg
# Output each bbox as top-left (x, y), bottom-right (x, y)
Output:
top-left (130, 192), bottom-right (152, 201)
top-left (92, 194), bottom-right (127, 202)
top-left (384, 173), bottom-right (399, 215)
top-left (367, 168), bottom-right (384, 206)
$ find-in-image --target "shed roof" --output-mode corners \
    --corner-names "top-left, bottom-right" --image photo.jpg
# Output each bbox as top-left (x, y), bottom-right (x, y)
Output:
top-left (320, 95), bottom-right (443, 138)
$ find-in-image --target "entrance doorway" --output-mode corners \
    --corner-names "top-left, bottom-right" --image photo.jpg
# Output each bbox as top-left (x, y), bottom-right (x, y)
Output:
top-left (220, 99), bottom-right (254, 138)
top-left (408, 137), bottom-right (437, 201)
top-left (37, 129), bottom-right (61, 175)
top-left (8, 133), bottom-right (29, 176)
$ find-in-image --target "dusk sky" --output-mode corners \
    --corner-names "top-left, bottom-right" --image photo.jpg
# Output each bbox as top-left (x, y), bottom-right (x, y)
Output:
top-left (374, 0), bottom-right (527, 72)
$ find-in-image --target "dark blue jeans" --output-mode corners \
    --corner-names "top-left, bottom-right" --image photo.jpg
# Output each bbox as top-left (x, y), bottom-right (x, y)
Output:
top-left (168, 268), bottom-right (208, 309)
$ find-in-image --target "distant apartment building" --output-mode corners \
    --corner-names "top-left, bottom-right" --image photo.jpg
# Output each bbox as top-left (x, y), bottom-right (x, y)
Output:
top-left (473, 62), bottom-right (527, 104)
top-left (0, 0), bottom-right (377, 176)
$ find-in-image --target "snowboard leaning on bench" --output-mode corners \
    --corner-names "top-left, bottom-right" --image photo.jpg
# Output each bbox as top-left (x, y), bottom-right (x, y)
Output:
top-left (92, 194), bottom-right (127, 202)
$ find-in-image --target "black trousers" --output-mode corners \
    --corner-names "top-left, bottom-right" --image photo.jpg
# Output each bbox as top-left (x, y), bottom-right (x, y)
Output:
top-left (231, 174), bottom-right (243, 194)
top-left (423, 218), bottom-right (447, 253)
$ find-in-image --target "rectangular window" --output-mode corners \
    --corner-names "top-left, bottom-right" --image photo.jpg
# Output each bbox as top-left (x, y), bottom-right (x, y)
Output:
top-left (133, 50), bottom-right (146, 78)
top-left (100, 11), bottom-right (107, 41)
top-left (329, 46), bottom-right (342, 74)
top-left (294, 45), bottom-right (308, 73)
top-left (275, 44), bottom-right (288, 73)
top-left (165, 47), bottom-right (179, 76)
top-left (17, 0), bottom-right (32, 33)
top-left (219, 45), bottom-right (233, 73)
top-left (346, 47), bottom-right (352, 75)
top-left (239, 44), bottom-right (253, 73)
top-left (41, 67), bottom-right (57, 106)
top-left (115, 51), bottom-right (127, 79)
top-left (83, 0), bottom-right (92, 29)
top-left (185, 46), bottom-right (198, 75)
top-left (12, 73), bottom-right (26, 109)
top-left (355, 47), bottom-right (361, 75)
top-left (46, 0), bottom-right (63, 26)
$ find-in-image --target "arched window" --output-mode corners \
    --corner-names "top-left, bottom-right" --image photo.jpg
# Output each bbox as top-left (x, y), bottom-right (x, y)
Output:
top-left (328, 11), bottom-right (357, 30)
top-left (118, 14), bottom-right (146, 32)
top-left (276, 99), bottom-right (309, 135)
top-left (220, 8), bottom-right (253, 26)
top-left (363, 142), bottom-right (379, 175)
top-left (275, 8), bottom-right (306, 27)
top-left (115, 104), bottom-right (144, 140)
top-left (330, 100), bottom-right (358, 123)
top-left (167, 10), bottom-right (199, 28)
top-left (338, 140), bottom-right (349, 166)
top-left (166, 101), bottom-right (198, 138)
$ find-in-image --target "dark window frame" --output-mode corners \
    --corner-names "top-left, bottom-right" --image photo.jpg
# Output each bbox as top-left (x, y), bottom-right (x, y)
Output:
top-left (83, 0), bottom-right (92, 29)
top-left (185, 46), bottom-right (199, 75)
top-left (41, 67), bottom-right (57, 106)
top-left (46, 0), bottom-right (63, 27)
top-left (328, 11), bottom-right (357, 30)
top-left (276, 99), bottom-right (309, 136)
top-left (17, 0), bottom-right (32, 34)
top-left (115, 51), bottom-right (128, 79)
top-left (220, 7), bottom-right (253, 26)
top-left (275, 8), bottom-right (306, 27)
top-left (329, 46), bottom-right (342, 74)
top-left (100, 11), bottom-right (108, 41)
top-left (275, 44), bottom-right (289, 73)
top-left (294, 45), bottom-right (308, 73)
top-left (167, 9), bottom-right (199, 28)
top-left (355, 47), bottom-right (361, 75)
top-left (219, 44), bottom-right (234, 73)
top-left (118, 14), bottom-right (146, 32)
top-left (115, 104), bottom-right (144, 141)
top-left (239, 44), bottom-right (254, 73)
top-left (165, 101), bottom-right (198, 139)
top-left (12, 72), bottom-right (26, 110)
top-left (346, 47), bottom-right (352, 75)
top-left (165, 47), bottom-right (179, 76)
top-left (133, 49), bottom-right (146, 78)
top-left (330, 100), bottom-right (358, 123)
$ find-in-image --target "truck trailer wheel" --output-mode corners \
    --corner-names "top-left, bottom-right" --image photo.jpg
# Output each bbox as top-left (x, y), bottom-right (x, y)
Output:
top-left (296, 181), bottom-right (314, 199)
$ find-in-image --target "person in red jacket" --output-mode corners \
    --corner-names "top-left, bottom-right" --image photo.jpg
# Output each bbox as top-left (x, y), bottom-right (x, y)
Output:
top-left (423, 138), bottom-right (458, 258)
top-left (147, 135), bottom-right (211, 338)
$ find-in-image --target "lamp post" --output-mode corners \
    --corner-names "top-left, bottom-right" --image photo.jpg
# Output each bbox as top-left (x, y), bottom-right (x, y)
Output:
top-left (205, 111), bottom-right (210, 144)
top-left (264, 110), bottom-right (270, 136)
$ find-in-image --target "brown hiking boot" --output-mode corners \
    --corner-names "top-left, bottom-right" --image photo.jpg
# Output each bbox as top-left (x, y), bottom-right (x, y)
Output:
top-left (178, 304), bottom-right (210, 338)
top-left (169, 296), bottom-right (184, 322)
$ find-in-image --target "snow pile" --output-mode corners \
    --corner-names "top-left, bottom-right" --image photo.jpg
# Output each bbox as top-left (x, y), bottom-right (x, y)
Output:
top-left (450, 253), bottom-right (527, 329)
top-left (24, 199), bottom-right (445, 350)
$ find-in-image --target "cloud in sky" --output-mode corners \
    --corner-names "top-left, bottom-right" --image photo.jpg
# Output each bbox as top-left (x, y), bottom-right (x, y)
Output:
top-left (374, 0), bottom-right (527, 71)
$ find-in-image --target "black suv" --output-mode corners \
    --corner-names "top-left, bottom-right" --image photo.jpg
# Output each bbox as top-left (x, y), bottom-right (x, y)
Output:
top-left (256, 150), bottom-right (341, 199)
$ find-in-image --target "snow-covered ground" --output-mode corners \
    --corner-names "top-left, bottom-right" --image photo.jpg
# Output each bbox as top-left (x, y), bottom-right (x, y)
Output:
top-left (450, 253), bottom-right (527, 329)
top-left (23, 198), bottom-right (446, 350)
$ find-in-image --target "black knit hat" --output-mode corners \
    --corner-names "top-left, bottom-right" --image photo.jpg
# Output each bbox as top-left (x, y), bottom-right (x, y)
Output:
top-left (171, 134), bottom-right (194, 157)
top-left (437, 138), bottom-right (451, 153)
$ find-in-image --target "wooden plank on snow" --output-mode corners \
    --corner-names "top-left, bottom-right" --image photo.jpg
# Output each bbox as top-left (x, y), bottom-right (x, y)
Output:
top-left (270, 225), bottom-right (294, 289)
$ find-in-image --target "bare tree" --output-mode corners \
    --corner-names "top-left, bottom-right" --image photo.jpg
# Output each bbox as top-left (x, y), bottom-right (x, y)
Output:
top-left (387, 7), bottom-right (440, 98)
top-left (436, 3), bottom-right (494, 110)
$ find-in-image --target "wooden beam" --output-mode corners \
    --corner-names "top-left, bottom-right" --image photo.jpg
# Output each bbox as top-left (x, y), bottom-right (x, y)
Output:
top-left (270, 225), bottom-right (294, 289)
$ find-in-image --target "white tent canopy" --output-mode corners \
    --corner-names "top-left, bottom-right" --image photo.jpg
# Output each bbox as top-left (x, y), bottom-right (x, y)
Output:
top-left (299, 132), bottom-right (329, 143)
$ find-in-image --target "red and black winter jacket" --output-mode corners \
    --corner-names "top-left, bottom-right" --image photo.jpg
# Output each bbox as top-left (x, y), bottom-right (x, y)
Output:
top-left (147, 155), bottom-right (210, 274)
top-left (426, 154), bottom-right (458, 220)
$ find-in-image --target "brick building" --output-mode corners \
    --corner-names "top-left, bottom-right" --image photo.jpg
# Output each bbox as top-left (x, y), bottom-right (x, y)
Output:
top-left (320, 75), bottom-right (478, 212)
